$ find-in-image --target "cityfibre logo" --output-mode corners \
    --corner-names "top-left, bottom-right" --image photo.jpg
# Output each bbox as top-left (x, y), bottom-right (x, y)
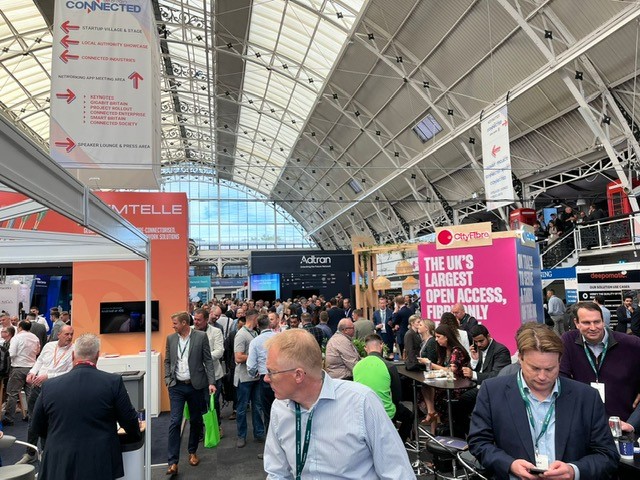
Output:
top-left (300, 255), bottom-right (331, 265)
top-left (438, 229), bottom-right (490, 245)
top-left (437, 229), bottom-right (454, 246)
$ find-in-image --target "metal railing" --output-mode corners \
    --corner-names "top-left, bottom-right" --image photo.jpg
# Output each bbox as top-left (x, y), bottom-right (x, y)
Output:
top-left (540, 230), bottom-right (577, 269)
top-left (541, 213), bottom-right (640, 269)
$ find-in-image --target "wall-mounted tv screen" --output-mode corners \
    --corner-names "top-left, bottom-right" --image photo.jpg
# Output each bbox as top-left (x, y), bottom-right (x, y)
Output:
top-left (100, 301), bottom-right (159, 334)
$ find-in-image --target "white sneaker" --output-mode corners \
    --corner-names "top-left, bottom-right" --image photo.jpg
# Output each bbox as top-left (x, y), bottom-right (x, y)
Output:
top-left (15, 452), bottom-right (36, 464)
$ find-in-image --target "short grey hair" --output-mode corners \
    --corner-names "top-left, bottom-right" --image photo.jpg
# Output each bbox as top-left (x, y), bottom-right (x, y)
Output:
top-left (74, 333), bottom-right (101, 360)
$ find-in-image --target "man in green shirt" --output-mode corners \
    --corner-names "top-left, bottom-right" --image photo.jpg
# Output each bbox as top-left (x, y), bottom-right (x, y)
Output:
top-left (353, 334), bottom-right (413, 442)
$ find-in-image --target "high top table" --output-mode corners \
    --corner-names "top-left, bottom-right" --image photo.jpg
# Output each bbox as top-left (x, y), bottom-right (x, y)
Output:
top-left (398, 366), bottom-right (475, 436)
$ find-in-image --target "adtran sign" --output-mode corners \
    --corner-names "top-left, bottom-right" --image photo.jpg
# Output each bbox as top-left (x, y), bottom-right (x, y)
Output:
top-left (300, 255), bottom-right (332, 266)
top-left (251, 250), bottom-right (353, 274)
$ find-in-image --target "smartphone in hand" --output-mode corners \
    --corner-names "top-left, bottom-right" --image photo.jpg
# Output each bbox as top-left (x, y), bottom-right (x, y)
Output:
top-left (529, 467), bottom-right (547, 474)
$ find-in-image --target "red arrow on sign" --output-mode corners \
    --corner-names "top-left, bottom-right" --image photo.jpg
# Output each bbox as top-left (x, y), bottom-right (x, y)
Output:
top-left (61, 21), bottom-right (79, 34)
top-left (55, 89), bottom-right (76, 104)
top-left (60, 50), bottom-right (79, 63)
top-left (491, 145), bottom-right (501, 157)
top-left (502, 119), bottom-right (509, 127)
top-left (60, 35), bottom-right (79, 49)
top-left (128, 71), bottom-right (144, 89)
top-left (55, 137), bottom-right (76, 153)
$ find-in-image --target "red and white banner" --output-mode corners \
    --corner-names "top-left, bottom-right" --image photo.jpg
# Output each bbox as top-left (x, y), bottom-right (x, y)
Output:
top-left (50, 0), bottom-right (160, 187)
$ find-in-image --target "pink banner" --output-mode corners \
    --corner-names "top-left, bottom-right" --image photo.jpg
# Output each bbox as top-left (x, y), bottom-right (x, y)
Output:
top-left (418, 238), bottom-right (523, 352)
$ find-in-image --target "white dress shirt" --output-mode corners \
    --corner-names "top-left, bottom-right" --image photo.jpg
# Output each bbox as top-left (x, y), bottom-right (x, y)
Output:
top-left (9, 330), bottom-right (40, 368)
top-left (29, 342), bottom-right (74, 378)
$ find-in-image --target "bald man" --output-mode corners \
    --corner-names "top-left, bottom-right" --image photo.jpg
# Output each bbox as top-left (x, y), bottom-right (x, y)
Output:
top-left (324, 318), bottom-right (360, 380)
top-left (19, 325), bottom-right (74, 464)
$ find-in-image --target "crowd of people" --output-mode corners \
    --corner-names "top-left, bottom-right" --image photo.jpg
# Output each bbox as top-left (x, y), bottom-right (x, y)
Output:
top-left (173, 292), bottom-right (640, 479)
top-left (533, 204), bottom-right (607, 246)
top-left (1, 289), bottom-right (638, 479)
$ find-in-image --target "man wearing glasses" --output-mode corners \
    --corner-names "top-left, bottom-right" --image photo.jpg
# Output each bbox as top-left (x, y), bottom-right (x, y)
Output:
top-left (324, 318), bottom-right (360, 380)
top-left (263, 328), bottom-right (415, 479)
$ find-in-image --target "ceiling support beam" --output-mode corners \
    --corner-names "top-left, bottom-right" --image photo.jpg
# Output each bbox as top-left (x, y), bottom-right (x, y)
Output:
top-left (498, 0), bottom-right (639, 213)
top-left (309, 1), bottom-right (640, 235)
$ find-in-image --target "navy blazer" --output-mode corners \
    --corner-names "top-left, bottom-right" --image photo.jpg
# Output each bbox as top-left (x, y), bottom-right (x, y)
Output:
top-left (392, 306), bottom-right (412, 344)
top-left (372, 308), bottom-right (393, 336)
top-left (468, 375), bottom-right (619, 480)
top-left (32, 365), bottom-right (141, 480)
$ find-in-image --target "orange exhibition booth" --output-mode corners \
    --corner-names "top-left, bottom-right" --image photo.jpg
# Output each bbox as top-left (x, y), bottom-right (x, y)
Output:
top-left (0, 190), bottom-right (188, 412)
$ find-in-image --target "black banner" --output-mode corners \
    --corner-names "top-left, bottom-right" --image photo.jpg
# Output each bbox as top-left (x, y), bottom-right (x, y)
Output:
top-left (251, 250), bottom-right (354, 274)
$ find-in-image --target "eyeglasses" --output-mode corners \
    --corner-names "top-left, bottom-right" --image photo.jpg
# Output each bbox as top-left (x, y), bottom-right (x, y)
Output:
top-left (343, 327), bottom-right (355, 331)
top-left (265, 368), bottom-right (297, 377)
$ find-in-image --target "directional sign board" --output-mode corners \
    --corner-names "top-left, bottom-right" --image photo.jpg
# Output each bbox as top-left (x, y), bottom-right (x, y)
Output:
top-left (481, 106), bottom-right (515, 211)
top-left (50, 0), bottom-right (161, 189)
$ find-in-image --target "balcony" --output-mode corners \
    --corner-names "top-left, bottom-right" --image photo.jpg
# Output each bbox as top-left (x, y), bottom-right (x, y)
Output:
top-left (541, 213), bottom-right (640, 269)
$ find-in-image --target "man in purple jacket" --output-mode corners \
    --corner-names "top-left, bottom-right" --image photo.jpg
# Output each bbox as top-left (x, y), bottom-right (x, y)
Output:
top-left (560, 301), bottom-right (640, 423)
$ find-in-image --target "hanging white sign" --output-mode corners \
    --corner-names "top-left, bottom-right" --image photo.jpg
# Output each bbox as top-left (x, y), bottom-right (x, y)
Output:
top-left (481, 106), bottom-right (515, 211)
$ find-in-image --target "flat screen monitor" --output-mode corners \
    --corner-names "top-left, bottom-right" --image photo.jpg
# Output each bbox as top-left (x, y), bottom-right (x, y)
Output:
top-left (100, 300), bottom-right (159, 334)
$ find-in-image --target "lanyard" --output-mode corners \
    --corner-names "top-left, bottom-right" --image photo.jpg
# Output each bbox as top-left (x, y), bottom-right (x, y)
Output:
top-left (516, 373), bottom-right (559, 452)
top-left (178, 336), bottom-right (190, 360)
top-left (295, 403), bottom-right (314, 480)
top-left (244, 326), bottom-right (258, 338)
top-left (582, 338), bottom-right (608, 382)
top-left (52, 345), bottom-right (71, 369)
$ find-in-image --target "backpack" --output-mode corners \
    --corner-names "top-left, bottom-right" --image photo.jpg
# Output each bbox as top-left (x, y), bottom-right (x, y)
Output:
top-left (0, 343), bottom-right (10, 378)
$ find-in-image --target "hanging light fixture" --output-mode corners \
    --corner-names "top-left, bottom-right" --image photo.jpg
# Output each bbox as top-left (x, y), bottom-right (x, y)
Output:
top-left (402, 275), bottom-right (419, 290)
top-left (395, 258), bottom-right (413, 275)
top-left (373, 275), bottom-right (392, 291)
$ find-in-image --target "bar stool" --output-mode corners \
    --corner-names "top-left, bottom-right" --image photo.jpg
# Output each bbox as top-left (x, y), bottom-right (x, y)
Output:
top-left (420, 426), bottom-right (487, 480)
top-left (0, 435), bottom-right (37, 480)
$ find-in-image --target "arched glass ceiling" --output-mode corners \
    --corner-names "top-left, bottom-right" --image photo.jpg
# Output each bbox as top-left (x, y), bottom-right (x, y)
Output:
top-left (0, 2), bottom-right (52, 150)
top-left (232, 0), bottom-right (365, 190)
top-left (163, 166), bottom-right (315, 250)
top-left (0, 0), bottom-right (366, 198)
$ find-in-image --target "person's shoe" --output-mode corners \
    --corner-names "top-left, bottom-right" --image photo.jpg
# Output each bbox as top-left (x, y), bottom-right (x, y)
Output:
top-left (228, 411), bottom-right (237, 420)
top-left (15, 453), bottom-right (36, 464)
top-left (255, 436), bottom-right (265, 443)
top-left (189, 453), bottom-right (200, 466)
top-left (257, 453), bottom-right (264, 459)
top-left (166, 464), bottom-right (178, 476)
top-left (236, 437), bottom-right (246, 448)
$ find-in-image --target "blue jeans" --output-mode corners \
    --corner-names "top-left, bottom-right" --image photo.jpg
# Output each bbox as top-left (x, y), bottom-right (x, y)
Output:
top-left (168, 382), bottom-right (206, 465)
top-left (236, 380), bottom-right (264, 440)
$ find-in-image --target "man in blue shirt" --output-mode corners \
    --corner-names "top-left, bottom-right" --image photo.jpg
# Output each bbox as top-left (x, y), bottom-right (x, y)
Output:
top-left (469, 324), bottom-right (618, 479)
top-left (247, 313), bottom-right (276, 434)
top-left (263, 328), bottom-right (415, 479)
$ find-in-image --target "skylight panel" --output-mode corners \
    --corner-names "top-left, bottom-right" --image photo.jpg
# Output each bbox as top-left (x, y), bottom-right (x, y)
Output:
top-left (413, 113), bottom-right (443, 142)
top-left (349, 179), bottom-right (363, 194)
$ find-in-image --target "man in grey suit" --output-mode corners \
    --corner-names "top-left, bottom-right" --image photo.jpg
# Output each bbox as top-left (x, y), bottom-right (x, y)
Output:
top-left (165, 311), bottom-right (216, 476)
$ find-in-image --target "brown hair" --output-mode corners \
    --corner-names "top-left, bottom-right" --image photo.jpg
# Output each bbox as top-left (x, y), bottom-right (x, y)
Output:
top-left (517, 324), bottom-right (563, 357)
top-left (171, 311), bottom-right (191, 325)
